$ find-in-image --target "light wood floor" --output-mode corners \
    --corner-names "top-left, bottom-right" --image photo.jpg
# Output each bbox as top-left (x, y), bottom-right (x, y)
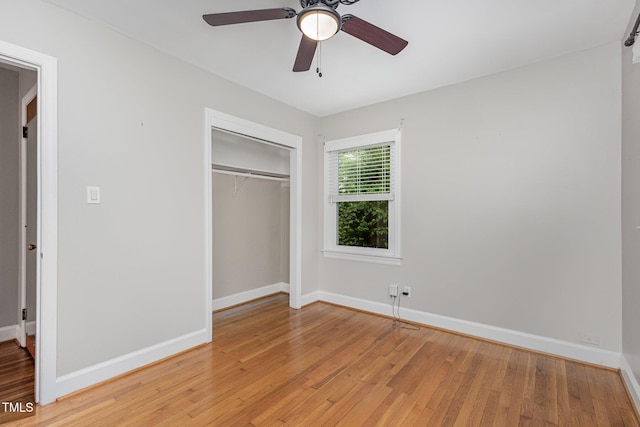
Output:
top-left (10, 293), bottom-right (640, 426)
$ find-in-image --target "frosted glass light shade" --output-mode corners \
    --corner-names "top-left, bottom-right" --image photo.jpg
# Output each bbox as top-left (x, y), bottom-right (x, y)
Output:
top-left (297, 6), bottom-right (340, 41)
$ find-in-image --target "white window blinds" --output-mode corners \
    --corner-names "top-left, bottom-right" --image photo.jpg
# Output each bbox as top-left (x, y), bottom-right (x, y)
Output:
top-left (328, 143), bottom-right (396, 203)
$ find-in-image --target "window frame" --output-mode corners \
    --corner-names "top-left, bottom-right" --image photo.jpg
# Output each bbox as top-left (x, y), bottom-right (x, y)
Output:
top-left (323, 128), bottom-right (401, 265)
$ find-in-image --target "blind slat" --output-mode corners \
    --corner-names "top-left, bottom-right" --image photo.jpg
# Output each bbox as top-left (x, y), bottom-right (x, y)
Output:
top-left (329, 193), bottom-right (395, 203)
top-left (327, 144), bottom-right (395, 202)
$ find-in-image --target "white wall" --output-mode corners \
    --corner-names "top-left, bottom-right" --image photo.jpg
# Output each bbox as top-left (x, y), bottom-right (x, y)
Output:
top-left (319, 43), bottom-right (623, 352)
top-left (0, 0), bottom-right (319, 381)
top-left (622, 0), bottom-right (640, 389)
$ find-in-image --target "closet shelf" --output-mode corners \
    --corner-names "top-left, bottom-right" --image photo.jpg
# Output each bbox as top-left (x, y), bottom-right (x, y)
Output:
top-left (211, 163), bottom-right (290, 182)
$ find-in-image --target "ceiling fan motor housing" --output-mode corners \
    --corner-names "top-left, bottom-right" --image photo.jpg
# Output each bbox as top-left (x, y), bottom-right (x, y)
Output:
top-left (300, 0), bottom-right (359, 8)
top-left (300, 0), bottom-right (338, 9)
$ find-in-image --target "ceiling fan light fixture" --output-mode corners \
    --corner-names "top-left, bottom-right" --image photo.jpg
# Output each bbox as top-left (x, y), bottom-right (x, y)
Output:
top-left (297, 5), bottom-right (341, 41)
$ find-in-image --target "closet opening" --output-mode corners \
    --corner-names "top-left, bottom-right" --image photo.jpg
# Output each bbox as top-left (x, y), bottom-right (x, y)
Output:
top-left (211, 128), bottom-right (291, 309)
top-left (203, 109), bottom-right (303, 340)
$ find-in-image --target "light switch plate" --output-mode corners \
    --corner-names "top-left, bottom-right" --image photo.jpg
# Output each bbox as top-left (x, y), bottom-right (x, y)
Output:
top-left (87, 186), bottom-right (100, 204)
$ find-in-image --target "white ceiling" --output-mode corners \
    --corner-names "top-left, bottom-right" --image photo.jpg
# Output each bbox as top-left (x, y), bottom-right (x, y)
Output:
top-left (43, 0), bottom-right (635, 117)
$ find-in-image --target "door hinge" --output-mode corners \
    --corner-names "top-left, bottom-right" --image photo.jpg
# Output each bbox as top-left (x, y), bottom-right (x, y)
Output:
top-left (22, 308), bottom-right (27, 321)
top-left (22, 126), bottom-right (28, 138)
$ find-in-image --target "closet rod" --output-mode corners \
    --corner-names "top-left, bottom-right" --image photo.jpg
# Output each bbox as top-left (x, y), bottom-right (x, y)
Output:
top-left (211, 166), bottom-right (290, 182)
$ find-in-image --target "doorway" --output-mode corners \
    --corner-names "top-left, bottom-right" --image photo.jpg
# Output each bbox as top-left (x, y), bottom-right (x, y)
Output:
top-left (0, 63), bottom-right (36, 417)
top-left (203, 109), bottom-right (303, 341)
top-left (0, 40), bottom-right (58, 405)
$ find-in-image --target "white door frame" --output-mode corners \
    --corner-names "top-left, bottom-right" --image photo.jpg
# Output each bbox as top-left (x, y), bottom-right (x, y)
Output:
top-left (204, 109), bottom-right (303, 340)
top-left (17, 84), bottom-right (37, 348)
top-left (0, 40), bottom-right (58, 405)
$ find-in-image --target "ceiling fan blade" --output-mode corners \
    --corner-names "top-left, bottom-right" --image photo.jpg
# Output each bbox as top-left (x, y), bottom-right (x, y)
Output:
top-left (203, 8), bottom-right (296, 27)
top-left (293, 35), bottom-right (317, 72)
top-left (341, 14), bottom-right (408, 55)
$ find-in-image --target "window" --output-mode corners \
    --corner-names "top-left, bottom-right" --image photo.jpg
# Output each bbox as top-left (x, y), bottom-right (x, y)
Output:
top-left (323, 129), bottom-right (401, 264)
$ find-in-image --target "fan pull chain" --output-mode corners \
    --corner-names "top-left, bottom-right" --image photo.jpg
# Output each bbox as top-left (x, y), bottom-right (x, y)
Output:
top-left (315, 11), bottom-right (323, 77)
top-left (316, 41), bottom-right (323, 77)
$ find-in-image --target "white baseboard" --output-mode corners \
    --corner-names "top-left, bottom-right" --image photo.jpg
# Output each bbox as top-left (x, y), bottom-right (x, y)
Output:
top-left (26, 320), bottom-right (36, 335)
top-left (56, 328), bottom-right (208, 398)
top-left (212, 282), bottom-right (289, 311)
top-left (49, 290), bottom-right (638, 407)
top-left (0, 321), bottom-right (36, 343)
top-left (301, 291), bottom-right (320, 307)
top-left (0, 325), bottom-right (16, 342)
top-left (621, 355), bottom-right (640, 415)
top-left (310, 291), bottom-right (621, 369)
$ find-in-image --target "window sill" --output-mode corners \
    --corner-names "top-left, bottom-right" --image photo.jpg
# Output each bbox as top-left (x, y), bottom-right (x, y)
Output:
top-left (322, 250), bottom-right (402, 266)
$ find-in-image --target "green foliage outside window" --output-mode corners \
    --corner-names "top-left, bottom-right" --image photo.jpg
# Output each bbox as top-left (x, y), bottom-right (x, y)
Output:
top-left (337, 200), bottom-right (389, 248)
top-left (336, 146), bottom-right (391, 249)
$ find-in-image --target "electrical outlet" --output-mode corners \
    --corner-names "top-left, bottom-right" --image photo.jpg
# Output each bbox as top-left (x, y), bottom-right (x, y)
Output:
top-left (389, 283), bottom-right (398, 297)
top-left (579, 333), bottom-right (600, 346)
top-left (402, 286), bottom-right (412, 297)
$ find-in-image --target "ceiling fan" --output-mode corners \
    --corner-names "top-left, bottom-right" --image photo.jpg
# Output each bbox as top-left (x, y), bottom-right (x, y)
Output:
top-left (202, 0), bottom-right (408, 73)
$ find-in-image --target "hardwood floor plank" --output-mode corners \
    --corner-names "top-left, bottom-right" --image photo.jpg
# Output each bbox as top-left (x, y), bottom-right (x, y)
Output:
top-left (367, 390), bottom-right (413, 426)
top-left (479, 389), bottom-right (501, 425)
top-left (335, 383), bottom-right (394, 426)
top-left (555, 357), bottom-right (571, 425)
top-left (441, 348), bottom-right (485, 425)
top-left (454, 343), bottom-right (498, 426)
top-left (543, 355), bottom-right (559, 425)
top-left (512, 350), bottom-right (535, 425)
top-left (9, 294), bottom-right (639, 426)
top-left (0, 340), bottom-right (35, 425)
top-left (520, 353), bottom-right (537, 422)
